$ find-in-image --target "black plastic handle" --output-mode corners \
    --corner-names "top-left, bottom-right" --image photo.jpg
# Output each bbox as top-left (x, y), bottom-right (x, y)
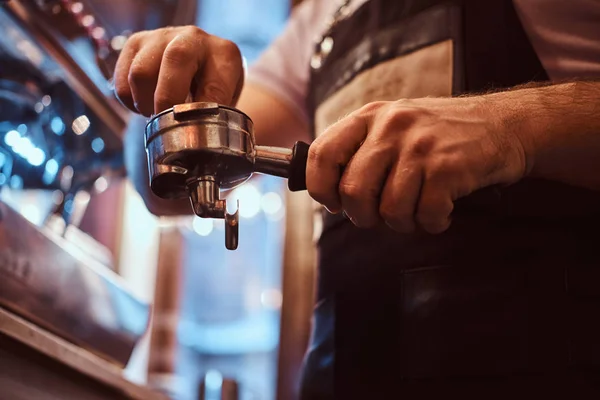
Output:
top-left (288, 141), bottom-right (309, 192)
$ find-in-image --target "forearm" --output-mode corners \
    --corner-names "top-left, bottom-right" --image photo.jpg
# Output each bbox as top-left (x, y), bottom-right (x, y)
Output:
top-left (488, 80), bottom-right (600, 190)
top-left (240, 82), bottom-right (311, 148)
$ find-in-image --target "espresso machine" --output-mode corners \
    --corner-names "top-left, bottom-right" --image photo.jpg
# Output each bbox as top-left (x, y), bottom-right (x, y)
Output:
top-left (0, 0), bottom-right (195, 390)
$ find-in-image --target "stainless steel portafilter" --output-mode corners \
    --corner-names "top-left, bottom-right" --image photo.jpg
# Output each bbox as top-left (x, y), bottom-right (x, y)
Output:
top-left (145, 102), bottom-right (309, 250)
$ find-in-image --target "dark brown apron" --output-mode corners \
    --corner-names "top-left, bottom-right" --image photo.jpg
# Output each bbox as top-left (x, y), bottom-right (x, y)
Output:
top-left (301, 0), bottom-right (600, 399)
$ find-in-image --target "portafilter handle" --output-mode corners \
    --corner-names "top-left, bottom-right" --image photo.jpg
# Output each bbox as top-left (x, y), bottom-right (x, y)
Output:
top-left (253, 141), bottom-right (310, 192)
top-left (287, 141), bottom-right (310, 191)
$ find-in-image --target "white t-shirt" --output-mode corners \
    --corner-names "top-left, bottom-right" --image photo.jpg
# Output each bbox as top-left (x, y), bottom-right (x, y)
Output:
top-left (247, 0), bottom-right (600, 125)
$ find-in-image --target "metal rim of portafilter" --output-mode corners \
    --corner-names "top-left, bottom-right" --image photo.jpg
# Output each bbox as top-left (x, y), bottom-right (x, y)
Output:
top-left (145, 102), bottom-right (309, 250)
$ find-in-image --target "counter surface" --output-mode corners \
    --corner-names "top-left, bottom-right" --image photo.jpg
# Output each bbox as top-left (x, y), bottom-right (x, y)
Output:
top-left (0, 306), bottom-right (168, 400)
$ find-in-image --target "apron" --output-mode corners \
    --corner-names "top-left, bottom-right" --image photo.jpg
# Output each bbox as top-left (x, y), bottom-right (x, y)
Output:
top-left (300, 0), bottom-right (600, 399)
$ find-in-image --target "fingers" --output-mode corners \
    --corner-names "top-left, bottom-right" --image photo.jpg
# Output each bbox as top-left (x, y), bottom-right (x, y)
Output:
top-left (415, 163), bottom-right (455, 234)
top-left (113, 33), bottom-right (142, 111)
top-left (379, 158), bottom-right (456, 234)
top-left (128, 37), bottom-right (169, 116)
top-left (192, 37), bottom-right (244, 106)
top-left (306, 115), bottom-right (369, 213)
top-left (416, 180), bottom-right (453, 234)
top-left (114, 26), bottom-right (245, 117)
top-left (338, 137), bottom-right (394, 228)
top-left (154, 29), bottom-right (210, 114)
top-left (379, 163), bottom-right (423, 233)
top-left (305, 107), bottom-right (456, 233)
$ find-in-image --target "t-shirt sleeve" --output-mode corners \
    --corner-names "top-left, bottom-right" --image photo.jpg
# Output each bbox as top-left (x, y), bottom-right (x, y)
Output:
top-left (246, 0), bottom-right (327, 124)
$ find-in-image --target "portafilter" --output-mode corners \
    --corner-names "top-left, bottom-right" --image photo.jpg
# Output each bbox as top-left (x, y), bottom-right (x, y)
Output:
top-left (145, 102), bottom-right (309, 250)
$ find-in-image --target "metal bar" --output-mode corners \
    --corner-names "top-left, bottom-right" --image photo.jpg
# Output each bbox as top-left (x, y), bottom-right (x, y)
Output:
top-left (276, 192), bottom-right (317, 400)
top-left (3, 0), bottom-right (129, 139)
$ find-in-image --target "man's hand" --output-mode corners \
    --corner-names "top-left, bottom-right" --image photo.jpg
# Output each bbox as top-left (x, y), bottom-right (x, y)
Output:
top-left (113, 26), bottom-right (244, 115)
top-left (306, 97), bottom-right (529, 234)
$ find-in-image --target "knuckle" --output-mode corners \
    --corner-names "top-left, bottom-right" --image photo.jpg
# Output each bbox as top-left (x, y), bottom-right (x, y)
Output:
top-left (380, 104), bottom-right (436, 138)
top-left (128, 63), bottom-right (155, 86)
top-left (307, 141), bottom-right (330, 167)
top-left (126, 30), bottom-right (147, 46)
top-left (164, 37), bottom-right (197, 64)
top-left (380, 106), bottom-right (417, 128)
top-left (182, 25), bottom-right (207, 39)
top-left (358, 101), bottom-right (387, 115)
top-left (366, 136), bottom-right (396, 155)
top-left (330, 114), bottom-right (363, 136)
top-left (213, 38), bottom-right (242, 59)
top-left (407, 134), bottom-right (437, 159)
top-left (346, 114), bottom-right (364, 127)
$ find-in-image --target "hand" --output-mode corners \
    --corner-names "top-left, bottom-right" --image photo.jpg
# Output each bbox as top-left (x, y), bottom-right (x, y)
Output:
top-left (305, 97), bottom-right (529, 234)
top-left (113, 26), bottom-right (244, 116)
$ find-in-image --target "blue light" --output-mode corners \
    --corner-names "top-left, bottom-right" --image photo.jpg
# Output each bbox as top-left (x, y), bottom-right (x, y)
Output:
top-left (205, 370), bottom-right (223, 391)
top-left (50, 117), bottom-right (65, 136)
top-left (0, 174), bottom-right (6, 186)
top-left (45, 159), bottom-right (59, 175)
top-left (12, 136), bottom-right (35, 157)
top-left (9, 175), bottom-right (22, 189)
top-left (91, 137), bottom-right (105, 153)
top-left (0, 152), bottom-right (5, 166)
top-left (17, 124), bottom-right (27, 134)
top-left (27, 148), bottom-right (46, 167)
top-left (4, 130), bottom-right (20, 147)
top-left (6, 132), bottom-right (47, 166)
top-left (64, 199), bottom-right (73, 214)
top-left (43, 159), bottom-right (59, 185)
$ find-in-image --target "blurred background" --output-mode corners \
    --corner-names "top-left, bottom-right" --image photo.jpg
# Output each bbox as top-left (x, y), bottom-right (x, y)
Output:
top-left (0, 1), bottom-right (314, 399)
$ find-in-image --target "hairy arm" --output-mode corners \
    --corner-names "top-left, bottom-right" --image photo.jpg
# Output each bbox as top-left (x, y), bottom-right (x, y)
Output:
top-left (488, 80), bottom-right (600, 190)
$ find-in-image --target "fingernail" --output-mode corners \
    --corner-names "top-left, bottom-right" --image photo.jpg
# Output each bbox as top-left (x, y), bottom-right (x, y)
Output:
top-left (325, 206), bottom-right (340, 214)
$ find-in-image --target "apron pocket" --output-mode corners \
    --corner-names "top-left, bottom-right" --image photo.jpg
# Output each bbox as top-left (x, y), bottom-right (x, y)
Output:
top-left (400, 263), bottom-right (569, 378)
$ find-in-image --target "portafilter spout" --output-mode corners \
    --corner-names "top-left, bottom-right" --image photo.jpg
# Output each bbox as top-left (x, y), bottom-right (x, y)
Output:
top-left (145, 102), bottom-right (309, 250)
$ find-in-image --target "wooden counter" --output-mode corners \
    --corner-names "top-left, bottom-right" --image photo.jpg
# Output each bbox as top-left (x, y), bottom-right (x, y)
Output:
top-left (0, 307), bottom-right (169, 400)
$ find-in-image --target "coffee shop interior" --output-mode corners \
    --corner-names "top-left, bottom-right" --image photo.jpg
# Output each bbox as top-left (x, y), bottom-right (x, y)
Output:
top-left (0, 1), bottom-right (315, 399)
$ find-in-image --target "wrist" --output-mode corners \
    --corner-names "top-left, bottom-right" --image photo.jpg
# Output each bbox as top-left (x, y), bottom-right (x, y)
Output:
top-left (470, 80), bottom-right (600, 190)
top-left (469, 91), bottom-right (536, 183)
top-left (480, 87), bottom-right (554, 179)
